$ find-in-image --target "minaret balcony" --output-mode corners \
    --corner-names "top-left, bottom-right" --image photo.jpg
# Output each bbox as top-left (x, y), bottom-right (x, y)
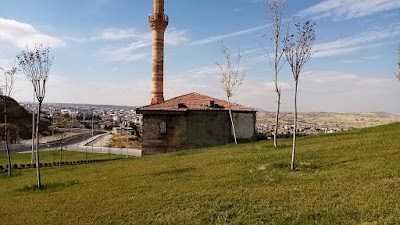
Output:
top-left (149, 13), bottom-right (169, 23)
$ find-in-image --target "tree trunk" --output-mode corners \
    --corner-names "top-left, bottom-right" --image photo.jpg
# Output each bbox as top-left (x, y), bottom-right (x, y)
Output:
top-left (4, 99), bottom-right (12, 176)
top-left (59, 142), bottom-right (62, 167)
top-left (31, 97), bottom-right (36, 165)
top-left (227, 97), bottom-right (237, 145)
top-left (291, 79), bottom-right (298, 170)
top-left (36, 102), bottom-right (42, 188)
top-left (274, 90), bottom-right (281, 147)
top-left (273, 26), bottom-right (281, 148)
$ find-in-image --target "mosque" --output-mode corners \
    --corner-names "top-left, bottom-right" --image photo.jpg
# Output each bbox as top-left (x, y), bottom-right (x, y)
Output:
top-left (136, 0), bottom-right (256, 155)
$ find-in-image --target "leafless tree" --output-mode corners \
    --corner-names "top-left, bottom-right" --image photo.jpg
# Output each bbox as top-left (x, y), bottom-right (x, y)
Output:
top-left (0, 66), bottom-right (17, 176)
top-left (284, 21), bottom-right (316, 170)
top-left (17, 45), bottom-right (53, 188)
top-left (262, 0), bottom-right (289, 147)
top-left (217, 41), bottom-right (245, 144)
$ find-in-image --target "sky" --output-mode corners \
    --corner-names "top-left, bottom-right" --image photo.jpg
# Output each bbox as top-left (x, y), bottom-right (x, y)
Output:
top-left (0, 0), bottom-right (399, 114)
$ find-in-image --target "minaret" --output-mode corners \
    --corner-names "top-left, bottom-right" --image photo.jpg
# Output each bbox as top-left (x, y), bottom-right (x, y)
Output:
top-left (149, 0), bottom-right (168, 105)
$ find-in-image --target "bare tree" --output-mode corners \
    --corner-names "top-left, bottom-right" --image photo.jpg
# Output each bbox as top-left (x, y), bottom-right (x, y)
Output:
top-left (17, 45), bottom-right (53, 188)
top-left (217, 41), bottom-right (245, 144)
top-left (0, 66), bottom-right (17, 176)
top-left (284, 21), bottom-right (316, 170)
top-left (263, 0), bottom-right (289, 147)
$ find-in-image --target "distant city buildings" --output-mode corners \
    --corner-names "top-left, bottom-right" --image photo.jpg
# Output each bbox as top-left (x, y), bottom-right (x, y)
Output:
top-left (256, 122), bottom-right (344, 139)
top-left (21, 102), bottom-right (143, 134)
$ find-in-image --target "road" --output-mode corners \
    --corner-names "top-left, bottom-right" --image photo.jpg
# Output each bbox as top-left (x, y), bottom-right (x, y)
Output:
top-left (0, 131), bottom-right (106, 154)
top-left (0, 131), bottom-right (142, 157)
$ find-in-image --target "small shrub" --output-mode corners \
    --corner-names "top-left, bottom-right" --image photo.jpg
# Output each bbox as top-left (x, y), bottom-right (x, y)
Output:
top-left (26, 163), bottom-right (31, 168)
top-left (0, 165), bottom-right (3, 170)
top-left (12, 164), bottom-right (18, 169)
top-left (38, 163), bottom-right (43, 168)
top-left (43, 163), bottom-right (48, 167)
top-left (20, 164), bottom-right (26, 169)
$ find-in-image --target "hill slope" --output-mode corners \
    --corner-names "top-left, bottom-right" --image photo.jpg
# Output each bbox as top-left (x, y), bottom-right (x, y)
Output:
top-left (1, 123), bottom-right (400, 224)
top-left (0, 96), bottom-right (50, 139)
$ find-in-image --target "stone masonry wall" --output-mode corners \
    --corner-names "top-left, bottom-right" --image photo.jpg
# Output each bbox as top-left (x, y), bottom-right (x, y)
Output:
top-left (233, 112), bottom-right (256, 139)
top-left (142, 114), bottom-right (187, 155)
top-left (186, 111), bottom-right (233, 149)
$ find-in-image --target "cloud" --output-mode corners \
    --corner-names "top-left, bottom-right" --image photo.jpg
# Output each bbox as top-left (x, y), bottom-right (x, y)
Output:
top-left (99, 47), bottom-right (150, 62)
top-left (264, 81), bottom-right (291, 90)
top-left (0, 18), bottom-right (65, 49)
top-left (297, 71), bottom-right (400, 113)
top-left (98, 28), bottom-right (188, 62)
top-left (302, 71), bottom-right (360, 83)
top-left (314, 23), bottom-right (400, 58)
top-left (299, 0), bottom-right (400, 20)
top-left (100, 28), bottom-right (141, 41)
top-left (191, 25), bottom-right (266, 46)
top-left (164, 66), bottom-right (220, 99)
top-left (165, 28), bottom-right (189, 45)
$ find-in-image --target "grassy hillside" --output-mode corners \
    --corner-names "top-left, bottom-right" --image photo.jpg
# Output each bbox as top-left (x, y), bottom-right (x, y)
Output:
top-left (0, 123), bottom-right (399, 224)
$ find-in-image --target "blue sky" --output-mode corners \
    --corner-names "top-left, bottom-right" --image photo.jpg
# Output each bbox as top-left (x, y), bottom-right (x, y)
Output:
top-left (0, 0), bottom-right (399, 113)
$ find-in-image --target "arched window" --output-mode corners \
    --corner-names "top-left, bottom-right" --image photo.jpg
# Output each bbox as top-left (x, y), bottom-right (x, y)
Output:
top-left (159, 121), bottom-right (167, 134)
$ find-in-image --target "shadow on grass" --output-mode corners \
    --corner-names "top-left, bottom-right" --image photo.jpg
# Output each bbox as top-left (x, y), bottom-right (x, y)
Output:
top-left (275, 143), bottom-right (292, 149)
top-left (272, 162), bottom-right (319, 172)
top-left (152, 167), bottom-right (196, 177)
top-left (17, 181), bottom-right (79, 193)
top-left (325, 158), bottom-right (358, 168)
top-left (0, 170), bottom-right (23, 179)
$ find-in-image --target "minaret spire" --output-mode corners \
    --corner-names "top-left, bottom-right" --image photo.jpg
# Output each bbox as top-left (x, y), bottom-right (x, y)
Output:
top-left (149, 0), bottom-right (168, 105)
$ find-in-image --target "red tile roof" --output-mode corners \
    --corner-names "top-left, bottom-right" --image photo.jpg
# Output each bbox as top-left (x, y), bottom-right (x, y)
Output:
top-left (137, 92), bottom-right (256, 112)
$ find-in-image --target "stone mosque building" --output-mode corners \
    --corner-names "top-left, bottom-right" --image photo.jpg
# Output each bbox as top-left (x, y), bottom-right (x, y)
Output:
top-left (136, 0), bottom-right (256, 155)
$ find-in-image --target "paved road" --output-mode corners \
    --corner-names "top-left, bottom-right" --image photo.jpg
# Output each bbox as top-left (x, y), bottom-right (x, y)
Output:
top-left (0, 131), bottom-right (105, 154)
top-left (0, 131), bottom-right (142, 157)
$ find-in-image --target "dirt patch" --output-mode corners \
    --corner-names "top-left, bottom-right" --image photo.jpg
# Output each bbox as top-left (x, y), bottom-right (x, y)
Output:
top-left (106, 134), bottom-right (141, 149)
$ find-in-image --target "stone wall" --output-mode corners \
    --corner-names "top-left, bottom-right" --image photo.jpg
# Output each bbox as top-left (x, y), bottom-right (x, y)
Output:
top-left (141, 114), bottom-right (187, 155)
top-left (141, 110), bottom-right (256, 154)
top-left (233, 112), bottom-right (256, 139)
top-left (186, 111), bottom-right (233, 149)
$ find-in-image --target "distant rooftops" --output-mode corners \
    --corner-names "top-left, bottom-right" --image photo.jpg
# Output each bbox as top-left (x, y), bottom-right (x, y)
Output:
top-left (136, 92), bottom-right (256, 113)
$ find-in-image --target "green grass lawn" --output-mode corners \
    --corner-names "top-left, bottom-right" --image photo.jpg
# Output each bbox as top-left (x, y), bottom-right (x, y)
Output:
top-left (0, 123), bottom-right (399, 224)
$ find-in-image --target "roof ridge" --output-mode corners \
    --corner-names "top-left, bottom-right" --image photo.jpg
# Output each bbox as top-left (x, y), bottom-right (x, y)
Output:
top-left (137, 92), bottom-right (256, 112)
